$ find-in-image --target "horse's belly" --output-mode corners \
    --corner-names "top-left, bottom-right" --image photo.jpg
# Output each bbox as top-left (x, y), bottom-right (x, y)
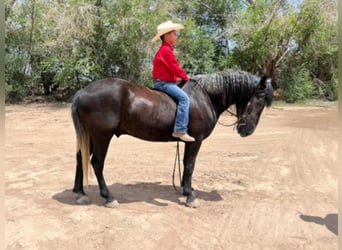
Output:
top-left (120, 100), bottom-right (176, 141)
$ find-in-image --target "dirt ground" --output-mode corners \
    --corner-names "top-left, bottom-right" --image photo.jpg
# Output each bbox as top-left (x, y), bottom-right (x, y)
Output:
top-left (5, 101), bottom-right (338, 250)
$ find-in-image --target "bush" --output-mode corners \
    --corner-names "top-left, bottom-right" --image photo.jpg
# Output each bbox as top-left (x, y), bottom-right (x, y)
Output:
top-left (282, 67), bottom-right (314, 103)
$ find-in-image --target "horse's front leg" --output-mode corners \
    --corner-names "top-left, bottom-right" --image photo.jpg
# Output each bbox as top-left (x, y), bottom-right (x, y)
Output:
top-left (182, 141), bottom-right (202, 208)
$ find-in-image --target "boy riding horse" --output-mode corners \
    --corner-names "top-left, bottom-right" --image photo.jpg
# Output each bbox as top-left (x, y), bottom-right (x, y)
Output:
top-left (151, 21), bottom-right (195, 142)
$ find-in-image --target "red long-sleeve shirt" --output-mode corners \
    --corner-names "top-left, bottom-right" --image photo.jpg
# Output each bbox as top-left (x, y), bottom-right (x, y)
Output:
top-left (152, 41), bottom-right (188, 82)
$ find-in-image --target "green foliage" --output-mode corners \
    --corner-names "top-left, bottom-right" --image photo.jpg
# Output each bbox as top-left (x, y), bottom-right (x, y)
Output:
top-left (282, 67), bottom-right (314, 103)
top-left (5, 0), bottom-right (338, 103)
top-left (177, 18), bottom-right (216, 75)
top-left (222, 0), bottom-right (337, 101)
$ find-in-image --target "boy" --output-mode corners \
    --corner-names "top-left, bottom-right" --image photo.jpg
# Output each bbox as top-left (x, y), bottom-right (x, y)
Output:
top-left (151, 21), bottom-right (195, 142)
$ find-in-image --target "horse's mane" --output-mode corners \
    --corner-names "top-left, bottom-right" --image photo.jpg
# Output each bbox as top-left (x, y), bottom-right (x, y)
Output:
top-left (193, 69), bottom-right (273, 107)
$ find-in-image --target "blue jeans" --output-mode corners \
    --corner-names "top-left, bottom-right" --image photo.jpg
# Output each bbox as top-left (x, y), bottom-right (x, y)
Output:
top-left (153, 80), bottom-right (190, 133)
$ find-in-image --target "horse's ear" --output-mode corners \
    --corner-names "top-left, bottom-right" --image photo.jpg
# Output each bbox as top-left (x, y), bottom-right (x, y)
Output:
top-left (258, 75), bottom-right (267, 90)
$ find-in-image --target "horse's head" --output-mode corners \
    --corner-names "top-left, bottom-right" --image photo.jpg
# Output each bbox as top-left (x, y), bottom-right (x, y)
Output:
top-left (236, 75), bottom-right (273, 137)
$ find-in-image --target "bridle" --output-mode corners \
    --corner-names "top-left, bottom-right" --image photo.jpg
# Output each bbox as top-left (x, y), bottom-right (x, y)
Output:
top-left (218, 83), bottom-right (269, 129)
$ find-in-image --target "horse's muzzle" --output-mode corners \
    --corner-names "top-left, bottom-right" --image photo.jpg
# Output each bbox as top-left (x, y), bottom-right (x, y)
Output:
top-left (237, 118), bottom-right (254, 137)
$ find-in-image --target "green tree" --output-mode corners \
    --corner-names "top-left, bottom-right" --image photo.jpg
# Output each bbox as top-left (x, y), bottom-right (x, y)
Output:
top-left (177, 18), bottom-right (216, 75)
top-left (5, 0), bottom-right (337, 103)
top-left (222, 0), bottom-right (337, 102)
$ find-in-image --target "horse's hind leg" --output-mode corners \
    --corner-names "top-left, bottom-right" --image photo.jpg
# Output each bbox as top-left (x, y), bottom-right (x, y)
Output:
top-left (73, 150), bottom-right (91, 205)
top-left (91, 134), bottom-right (119, 208)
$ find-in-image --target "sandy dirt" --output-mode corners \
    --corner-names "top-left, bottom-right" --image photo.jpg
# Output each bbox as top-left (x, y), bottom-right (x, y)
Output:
top-left (5, 101), bottom-right (338, 250)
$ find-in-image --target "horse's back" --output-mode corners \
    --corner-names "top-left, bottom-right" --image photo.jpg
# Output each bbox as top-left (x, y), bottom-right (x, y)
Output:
top-left (76, 78), bottom-right (173, 102)
top-left (72, 78), bottom-right (178, 140)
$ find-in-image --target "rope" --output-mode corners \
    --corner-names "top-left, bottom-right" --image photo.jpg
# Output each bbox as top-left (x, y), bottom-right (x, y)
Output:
top-left (217, 119), bottom-right (238, 127)
top-left (172, 109), bottom-right (237, 194)
top-left (172, 141), bottom-right (183, 194)
top-left (217, 109), bottom-right (239, 127)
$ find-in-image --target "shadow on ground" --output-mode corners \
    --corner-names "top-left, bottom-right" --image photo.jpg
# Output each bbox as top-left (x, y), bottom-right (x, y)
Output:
top-left (300, 213), bottom-right (338, 235)
top-left (53, 182), bottom-right (223, 207)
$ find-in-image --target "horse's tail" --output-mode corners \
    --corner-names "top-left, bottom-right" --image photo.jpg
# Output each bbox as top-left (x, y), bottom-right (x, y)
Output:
top-left (71, 92), bottom-right (90, 186)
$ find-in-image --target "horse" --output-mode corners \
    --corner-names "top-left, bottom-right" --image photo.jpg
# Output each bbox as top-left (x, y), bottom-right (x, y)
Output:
top-left (71, 69), bottom-right (274, 208)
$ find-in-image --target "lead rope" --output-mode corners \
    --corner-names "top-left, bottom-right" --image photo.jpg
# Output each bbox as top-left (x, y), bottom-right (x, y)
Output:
top-left (172, 141), bottom-right (183, 194)
top-left (217, 109), bottom-right (239, 128)
top-left (172, 110), bottom-right (238, 194)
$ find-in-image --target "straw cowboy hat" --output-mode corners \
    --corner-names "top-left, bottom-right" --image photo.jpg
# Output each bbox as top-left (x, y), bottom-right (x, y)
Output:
top-left (151, 20), bottom-right (184, 43)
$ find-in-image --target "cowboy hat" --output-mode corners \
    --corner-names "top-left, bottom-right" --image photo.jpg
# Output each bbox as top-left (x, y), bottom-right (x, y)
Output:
top-left (151, 20), bottom-right (184, 43)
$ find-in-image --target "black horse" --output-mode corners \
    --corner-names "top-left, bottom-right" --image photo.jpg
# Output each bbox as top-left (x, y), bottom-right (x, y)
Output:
top-left (71, 69), bottom-right (273, 208)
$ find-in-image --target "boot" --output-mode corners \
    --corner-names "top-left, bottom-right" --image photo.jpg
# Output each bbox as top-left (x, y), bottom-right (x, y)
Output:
top-left (172, 132), bottom-right (195, 142)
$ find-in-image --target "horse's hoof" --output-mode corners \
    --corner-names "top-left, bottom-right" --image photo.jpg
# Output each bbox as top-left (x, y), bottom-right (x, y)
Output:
top-left (76, 195), bottom-right (90, 205)
top-left (186, 198), bottom-right (200, 208)
top-left (104, 199), bottom-right (120, 208)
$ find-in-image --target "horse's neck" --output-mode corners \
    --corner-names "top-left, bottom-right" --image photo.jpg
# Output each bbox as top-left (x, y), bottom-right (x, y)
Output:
top-left (197, 72), bottom-right (260, 119)
top-left (207, 92), bottom-right (234, 118)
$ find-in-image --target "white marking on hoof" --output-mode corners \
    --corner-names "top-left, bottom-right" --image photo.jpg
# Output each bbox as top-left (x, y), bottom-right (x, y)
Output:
top-left (104, 200), bottom-right (120, 208)
top-left (186, 198), bottom-right (200, 208)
